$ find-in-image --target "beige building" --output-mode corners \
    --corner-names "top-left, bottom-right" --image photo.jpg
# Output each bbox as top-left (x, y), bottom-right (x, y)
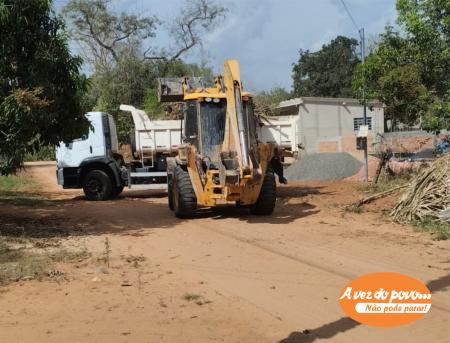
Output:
top-left (275, 97), bottom-right (385, 158)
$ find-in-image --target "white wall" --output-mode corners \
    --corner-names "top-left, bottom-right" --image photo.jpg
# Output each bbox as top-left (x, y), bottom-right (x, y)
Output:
top-left (295, 100), bottom-right (384, 153)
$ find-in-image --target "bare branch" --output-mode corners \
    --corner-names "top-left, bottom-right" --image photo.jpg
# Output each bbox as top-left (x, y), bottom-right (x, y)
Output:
top-left (160, 0), bottom-right (227, 75)
top-left (63, 0), bottom-right (158, 67)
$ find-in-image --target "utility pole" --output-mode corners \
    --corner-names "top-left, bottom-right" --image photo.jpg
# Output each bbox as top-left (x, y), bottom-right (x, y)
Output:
top-left (359, 27), bottom-right (369, 184)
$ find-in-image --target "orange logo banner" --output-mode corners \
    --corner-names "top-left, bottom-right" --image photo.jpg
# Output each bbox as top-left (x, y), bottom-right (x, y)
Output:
top-left (339, 272), bottom-right (432, 327)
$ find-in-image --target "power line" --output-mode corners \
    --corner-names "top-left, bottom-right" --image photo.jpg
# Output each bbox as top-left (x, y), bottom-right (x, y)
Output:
top-left (339, 0), bottom-right (360, 31)
top-left (339, 0), bottom-right (369, 185)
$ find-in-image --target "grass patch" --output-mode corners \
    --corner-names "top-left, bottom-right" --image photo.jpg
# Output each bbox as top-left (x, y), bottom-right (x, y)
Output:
top-left (50, 247), bottom-right (91, 263)
top-left (0, 174), bottom-right (39, 192)
top-left (356, 175), bottom-right (410, 194)
top-left (0, 174), bottom-right (47, 206)
top-left (182, 293), bottom-right (212, 306)
top-left (0, 238), bottom-right (51, 285)
top-left (343, 204), bottom-right (364, 214)
top-left (183, 293), bottom-right (201, 301)
top-left (412, 217), bottom-right (450, 241)
top-left (0, 237), bottom-right (90, 286)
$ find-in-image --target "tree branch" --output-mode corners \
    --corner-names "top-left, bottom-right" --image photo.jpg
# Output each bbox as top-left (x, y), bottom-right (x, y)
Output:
top-left (82, 10), bottom-right (119, 62)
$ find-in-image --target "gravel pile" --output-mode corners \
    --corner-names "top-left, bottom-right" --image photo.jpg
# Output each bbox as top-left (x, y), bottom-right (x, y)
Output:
top-left (285, 152), bottom-right (363, 181)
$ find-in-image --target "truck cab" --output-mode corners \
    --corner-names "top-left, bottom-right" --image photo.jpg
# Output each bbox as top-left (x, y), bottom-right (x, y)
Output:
top-left (56, 112), bottom-right (124, 200)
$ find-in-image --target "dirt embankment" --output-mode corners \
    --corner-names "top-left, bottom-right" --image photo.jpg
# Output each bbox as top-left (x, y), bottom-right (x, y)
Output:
top-left (0, 164), bottom-right (449, 343)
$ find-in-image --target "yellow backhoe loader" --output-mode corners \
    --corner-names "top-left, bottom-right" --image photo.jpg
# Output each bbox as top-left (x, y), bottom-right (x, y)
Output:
top-left (158, 59), bottom-right (286, 218)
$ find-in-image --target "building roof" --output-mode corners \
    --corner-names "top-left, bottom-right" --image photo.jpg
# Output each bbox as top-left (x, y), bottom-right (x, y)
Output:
top-left (275, 96), bottom-right (384, 116)
top-left (278, 96), bottom-right (384, 108)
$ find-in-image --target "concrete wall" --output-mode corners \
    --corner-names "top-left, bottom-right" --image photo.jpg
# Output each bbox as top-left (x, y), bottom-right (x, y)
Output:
top-left (294, 99), bottom-right (384, 155)
top-left (317, 134), bottom-right (376, 161)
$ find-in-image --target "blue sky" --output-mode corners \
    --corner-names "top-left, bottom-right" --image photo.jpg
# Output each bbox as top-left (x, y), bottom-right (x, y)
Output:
top-left (55, 0), bottom-right (397, 92)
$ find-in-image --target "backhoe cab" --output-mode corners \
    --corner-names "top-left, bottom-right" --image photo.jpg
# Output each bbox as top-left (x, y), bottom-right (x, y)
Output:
top-left (159, 60), bottom-right (285, 218)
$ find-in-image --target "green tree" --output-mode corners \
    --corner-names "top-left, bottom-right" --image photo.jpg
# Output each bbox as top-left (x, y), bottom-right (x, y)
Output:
top-left (353, 27), bottom-right (430, 128)
top-left (292, 36), bottom-right (360, 97)
top-left (354, 1), bottom-right (450, 132)
top-left (0, 0), bottom-right (88, 175)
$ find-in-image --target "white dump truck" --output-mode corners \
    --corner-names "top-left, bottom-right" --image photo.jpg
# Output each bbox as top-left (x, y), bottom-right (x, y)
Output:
top-left (257, 116), bottom-right (300, 158)
top-left (56, 105), bottom-right (299, 200)
top-left (55, 105), bottom-right (181, 200)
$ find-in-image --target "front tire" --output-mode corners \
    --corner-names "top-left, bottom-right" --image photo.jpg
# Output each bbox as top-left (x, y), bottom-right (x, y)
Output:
top-left (250, 170), bottom-right (276, 215)
top-left (83, 170), bottom-right (112, 201)
top-left (173, 165), bottom-right (197, 218)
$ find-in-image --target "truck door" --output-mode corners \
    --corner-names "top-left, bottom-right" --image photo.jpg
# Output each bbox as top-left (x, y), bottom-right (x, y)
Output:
top-left (87, 113), bottom-right (107, 158)
top-left (57, 113), bottom-right (106, 167)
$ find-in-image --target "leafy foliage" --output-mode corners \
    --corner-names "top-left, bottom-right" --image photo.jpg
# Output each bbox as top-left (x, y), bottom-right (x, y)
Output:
top-left (253, 87), bottom-right (292, 117)
top-left (0, 0), bottom-right (88, 174)
top-left (354, 1), bottom-right (450, 132)
top-left (292, 36), bottom-right (360, 97)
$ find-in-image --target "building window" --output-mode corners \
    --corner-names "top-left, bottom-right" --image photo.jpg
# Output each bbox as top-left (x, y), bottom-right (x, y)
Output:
top-left (353, 117), bottom-right (372, 131)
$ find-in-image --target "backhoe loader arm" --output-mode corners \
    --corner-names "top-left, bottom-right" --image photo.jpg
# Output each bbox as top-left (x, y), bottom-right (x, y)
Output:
top-left (222, 60), bottom-right (252, 174)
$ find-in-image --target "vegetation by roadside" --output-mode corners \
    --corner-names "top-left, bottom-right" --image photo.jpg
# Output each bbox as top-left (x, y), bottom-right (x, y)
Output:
top-left (356, 175), bottom-right (411, 194)
top-left (0, 236), bottom-right (90, 286)
top-left (0, 173), bottom-right (39, 192)
top-left (0, 171), bottom-right (91, 286)
top-left (0, 173), bottom-right (47, 206)
top-left (412, 217), bottom-right (450, 241)
top-left (351, 172), bottom-right (450, 241)
top-left (24, 145), bottom-right (55, 162)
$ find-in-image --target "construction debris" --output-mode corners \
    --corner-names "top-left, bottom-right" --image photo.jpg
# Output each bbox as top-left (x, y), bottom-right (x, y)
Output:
top-left (392, 153), bottom-right (450, 222)
top-left (285, 153), bottom-right (363, 181)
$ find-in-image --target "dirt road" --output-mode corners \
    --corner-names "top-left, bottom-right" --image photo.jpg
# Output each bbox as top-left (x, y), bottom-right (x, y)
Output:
top-left (0, 164), bottom-right (449, 342)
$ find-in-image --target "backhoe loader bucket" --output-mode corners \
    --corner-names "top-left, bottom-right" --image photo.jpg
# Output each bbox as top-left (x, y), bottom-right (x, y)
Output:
top-left (158, 77), bottom-right (216, 102)
top-left (158, 78), bottom-right (184, 102)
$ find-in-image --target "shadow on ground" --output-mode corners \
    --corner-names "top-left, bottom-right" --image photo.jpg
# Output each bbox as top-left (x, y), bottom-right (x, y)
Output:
top-left (190, 201), bottom-right (319, 224)
top-left (278, 273), bottom-right (450, 343)
top-left (0, 194), bottom-right (178, 238)
top-left (184, 185), bottom-right (329, 224)
top-left (277, 185), bottom-right (335, 199)
top-left (0, 185), bottom-right (328, 236)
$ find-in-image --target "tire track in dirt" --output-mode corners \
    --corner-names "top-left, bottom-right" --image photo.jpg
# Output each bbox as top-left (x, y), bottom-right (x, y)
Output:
top-left (191, 220), bottom-right (450, 314)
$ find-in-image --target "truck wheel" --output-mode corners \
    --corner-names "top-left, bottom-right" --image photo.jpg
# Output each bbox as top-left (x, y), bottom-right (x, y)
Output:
top-left (111, 186), bottom-right (124, 198)
top-left (173, 165), bottom-right (197, 218)
top-left (167, 176), bottom-right (174, 211)
top-left (250, 170), bottom-right (276, 215)
top-left (83, 170), bottom-right (112, 201)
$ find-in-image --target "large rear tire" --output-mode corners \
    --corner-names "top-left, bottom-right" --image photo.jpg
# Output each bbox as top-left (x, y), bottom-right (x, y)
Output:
top-left (83, 170), bottom-right (112, 201)
top-left (173, 165), bottom-right (197, 218)
top-left (250, 170), bottom-right (276, 215)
